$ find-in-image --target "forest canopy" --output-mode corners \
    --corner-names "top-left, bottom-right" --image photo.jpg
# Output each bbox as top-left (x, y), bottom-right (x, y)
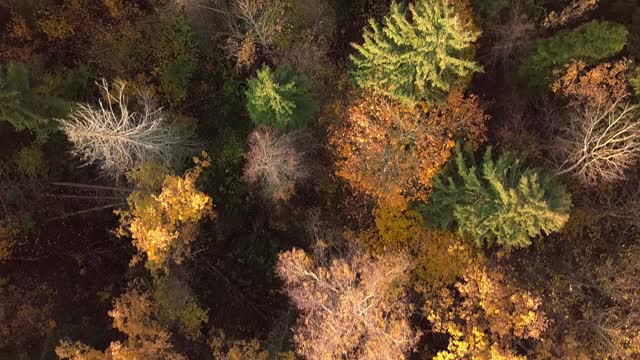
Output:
top-left (2, 0), bottom-right (640, 359)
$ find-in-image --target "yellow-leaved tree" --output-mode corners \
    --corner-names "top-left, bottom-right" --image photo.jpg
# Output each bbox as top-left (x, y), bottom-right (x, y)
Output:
top-left (426, 264), bottom-right (548, 359)
top-left (56, 284), bottom-right (187, 360)
top-left (117, 153), bottom-right (215, 271)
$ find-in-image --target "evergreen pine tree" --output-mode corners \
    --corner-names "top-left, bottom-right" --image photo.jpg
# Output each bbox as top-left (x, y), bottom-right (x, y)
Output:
top-left (423, 143), bottom-right (571, 248)
top-left (0, 62), bottom-right (70, 137)
top-left (350, 0), bottom-right (482, 104)
top-left (245, 65), bottom-right (316, 130)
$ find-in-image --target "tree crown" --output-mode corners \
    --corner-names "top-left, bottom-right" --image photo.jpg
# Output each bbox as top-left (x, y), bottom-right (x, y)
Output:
top-left (350, 0), bottom-right (482, 104)
top-left (423, 143), bottom-right (571, 248)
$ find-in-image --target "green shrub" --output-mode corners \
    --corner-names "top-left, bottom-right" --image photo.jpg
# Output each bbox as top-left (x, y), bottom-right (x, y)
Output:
top-left (245, 66), bottom-right (316, 129)
top-left (89, 14), bottom-right (198, 106)
top-left (422, 143), bottom-right (571, 249)
top-left (0, 62), bottom-right (71, 137)
top-left (350, 0), bottom-right (481, 104)
top-left (156, 17), bottom-right (198, 105)
top-left (13, 142), bottom-right (48, 178)
top-left (519, 20), bottom-right (628, 90)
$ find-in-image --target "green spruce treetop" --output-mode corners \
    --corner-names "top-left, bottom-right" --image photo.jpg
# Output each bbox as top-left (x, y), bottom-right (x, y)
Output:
top-left (423, 143), bottom-right (571, 249)
top-left (519, 20), bottom-right (628, 90)
top-left (245, 65), bottom-right (316, 130)
top-left (350, 0), bottom-right (482, 104)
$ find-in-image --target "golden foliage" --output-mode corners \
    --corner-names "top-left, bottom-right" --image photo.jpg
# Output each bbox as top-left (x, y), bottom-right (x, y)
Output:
top-left (426, 265), bottom-right (547, 359)
top-left (56, 285), bottom-right (186, 360)
top-left (329, 91), bottom-right (487, 208)
top-left (118, 153), bottom-right (215, 271)
top-left (351, 206), bottom-right (477, 290)
top-left (276, 247), bottom-right (419, 359)
top-left (104, 0), bottom-right (125, 18)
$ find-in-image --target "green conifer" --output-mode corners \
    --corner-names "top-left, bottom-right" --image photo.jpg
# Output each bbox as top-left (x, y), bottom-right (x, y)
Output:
top-left (350, 0), bottom-right (482, 104)
top-left (519, 20), bottom-right (628, 90)
top-left (423, 143), bottom-right (571, 248)
top-left (245, 65), bottom-right (316, 130)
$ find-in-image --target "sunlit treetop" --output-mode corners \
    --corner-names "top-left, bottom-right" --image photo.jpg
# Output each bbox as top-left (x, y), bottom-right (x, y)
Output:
top-left (350, 0), bottom-right (482, 104)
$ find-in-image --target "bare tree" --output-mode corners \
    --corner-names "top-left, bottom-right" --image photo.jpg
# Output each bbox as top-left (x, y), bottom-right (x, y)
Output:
top-left (59, 80), bottom-right (200, 178)
top-left (555, 99), bottom-right (640, 185)
top-left (243, 126), bottom-right (310, 202)
top-left (276, 247), bottom-right (419, 359)
top-left (552, 61), bottom-right (640, 185)
top-left (481, 0), bottom-right (536, 69)
top-left (209, 0), bottom-right (282, 68)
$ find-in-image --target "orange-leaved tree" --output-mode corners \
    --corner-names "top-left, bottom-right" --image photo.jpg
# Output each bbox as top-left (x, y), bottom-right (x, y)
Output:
top-left (329, 90), bottom-right (487, 208)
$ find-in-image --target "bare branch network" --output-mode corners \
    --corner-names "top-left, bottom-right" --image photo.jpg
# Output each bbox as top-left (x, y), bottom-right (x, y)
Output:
top-left (243, 126), bottom-right (310, 202)
top-left (556, 96), bottom-right (640, 185)
top-left (59, 80), bottom-right (201, 178)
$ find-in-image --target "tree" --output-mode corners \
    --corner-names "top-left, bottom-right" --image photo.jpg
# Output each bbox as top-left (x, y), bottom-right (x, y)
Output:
top-left (0, 279), bottom-right (56, 351)
top-left (480, 1), bottom-right (536, 69)
top-left (0, 62), bottom-right (69, 137)
top-left (425, 264), bottom-right (548, 359)
top-left (242, 126), bottom-right (310, 202)
top-left (245, 65), bottom-right (316, 129)
top-left (60, 80), bottom-right (200, 178)
top-left (588, 244), bottom-right (640, 358)
top-left (329, 90), bottom-right (487, 208)
top-left (423, 143), bottom-right (571, 248)
top-left (214, 0), bottom-right (284, 67)
top-left (117, 153), bottom-right (215, 272)
top-left (56, 285), bottom-right (186, 360)
top-left (552, 60), bottom-right (640, 185)
top-left (351, 205), bottom-right (478, 290)
top-left (519, 20), bottom-right (628, 90)
top-left (153, 273), bottom-right (209, 341)
top-left (209, 330), bottom-right (271, 360)
top-left (349, 0), bottom-right (481, 104)
top-left (276, 247), bottom-right (419, 359)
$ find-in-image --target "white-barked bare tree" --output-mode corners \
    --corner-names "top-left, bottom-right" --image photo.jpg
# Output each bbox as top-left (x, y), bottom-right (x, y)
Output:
top-left (59, 80), bottom-right (201, 178)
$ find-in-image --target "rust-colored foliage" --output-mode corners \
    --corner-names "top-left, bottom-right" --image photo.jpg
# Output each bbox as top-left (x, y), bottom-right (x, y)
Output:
top-left (276, 247), bottom-right (419, 359)
top-left (329, 90), bottom-right (487, 208)
top-left (426, 264), bottom-right (547, 359)
top-left (118, 153), bottom-right (215, 271)
top-left (552, 59), bottom-right (630, 107)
